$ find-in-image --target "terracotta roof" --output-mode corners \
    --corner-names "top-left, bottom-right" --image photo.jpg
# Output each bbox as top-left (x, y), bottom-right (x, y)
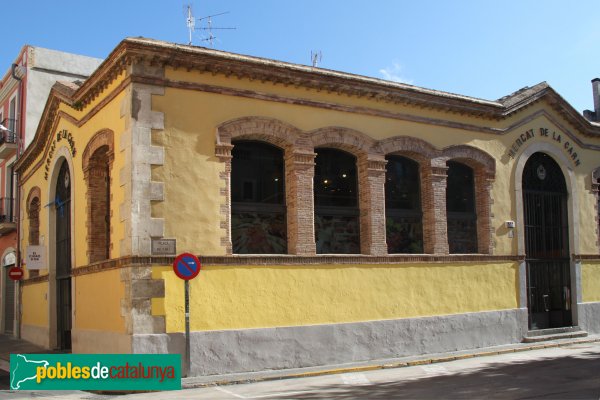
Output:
top-left (14, 37), bottom-right (600, 174)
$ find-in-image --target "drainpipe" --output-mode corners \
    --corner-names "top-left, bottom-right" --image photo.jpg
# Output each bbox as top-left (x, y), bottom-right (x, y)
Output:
top-left (12, 62), bottom-right (25, 339)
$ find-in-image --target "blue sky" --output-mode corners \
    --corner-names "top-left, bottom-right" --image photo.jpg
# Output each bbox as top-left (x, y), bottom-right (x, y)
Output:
top-left (2, 1), bottom-right (598, 113)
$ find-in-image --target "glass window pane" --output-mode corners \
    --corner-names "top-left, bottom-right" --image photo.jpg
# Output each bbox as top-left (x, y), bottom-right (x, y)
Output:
top-left (386, 215), bottom-right (423, 253)
top-left (314, 148), bottom-right (360, 254)
top-left (447, 161), bottom-right (477, 253)
top-left (232, 141), bottom-right (285, 204)
top-left (232, 211), bottom-right (287, 254)
top-left (447, 214), bottom-right (477, 253)
top-left (385, 156), bottom-right (421, 210)
top-left (446, 161), bottom-right (475, 213)
top-left (231, 141), bottom-right (287, 254)
top-left (315, 214), bottom-right (360, 254)
top-left (385, 156), bottom-right (423, 253)
top-left (314, 148), bottom-right (358, 208)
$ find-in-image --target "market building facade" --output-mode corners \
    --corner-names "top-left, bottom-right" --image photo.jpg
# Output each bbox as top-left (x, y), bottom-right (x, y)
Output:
top-left (0, 46), bottom-right (102, 337)
top-left (14, 38), bottom-right (600, 376)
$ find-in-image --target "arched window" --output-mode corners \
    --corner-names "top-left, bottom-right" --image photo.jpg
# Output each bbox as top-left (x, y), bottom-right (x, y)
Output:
top-left (231, 140), bottom-right (286, 254)
top-left (87, 146), bottom-right (111, 263)
top-left (385, 156), bottom-right (423, 253)
top-left (314, 148), bottom-right (360, 254)
top-left (28, 196), bottom-right (40, 278)
top-left (446, 161), bottom-right (477, 253)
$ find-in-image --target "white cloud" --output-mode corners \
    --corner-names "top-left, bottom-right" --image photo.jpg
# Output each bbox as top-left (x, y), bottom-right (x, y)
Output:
top-left (379, 62), bottom-right (413, 84)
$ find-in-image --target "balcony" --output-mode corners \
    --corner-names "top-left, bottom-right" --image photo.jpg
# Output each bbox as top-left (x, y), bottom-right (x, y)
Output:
top-left (0, 197), bottom-right (16, 234)
top-left (0, 118), bottom-right (17, 159)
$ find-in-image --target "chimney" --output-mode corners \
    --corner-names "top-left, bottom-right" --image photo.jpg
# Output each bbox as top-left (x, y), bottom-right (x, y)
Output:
top-left (584, 78), bottom-right (600, 122)
top-left (593, 78), bottom-right (600, 118)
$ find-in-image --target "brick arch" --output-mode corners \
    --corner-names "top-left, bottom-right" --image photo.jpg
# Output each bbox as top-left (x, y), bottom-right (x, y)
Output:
top-left (26, 186), bottom-right (41, 216)
top-left (377, 137), bottom-right (444, 255)
top-left (26, 187), bottom-right (42, 278)
top-left (443, 145), bottom-right (496, 176)
top-left (377, 136), bottom-right (440, 161)
top-left (82, 130), bottom-right (114, 264)
top-left (443, 145), bottom-right (495, 254)
top-left (310, 126), bottom-right (377, 156)
top-left (82, 129), bottom-right (114, 172)
top-left (215, 117), bottom-right (316, 255)
top-left (216, 117), bottom-right (302, 150)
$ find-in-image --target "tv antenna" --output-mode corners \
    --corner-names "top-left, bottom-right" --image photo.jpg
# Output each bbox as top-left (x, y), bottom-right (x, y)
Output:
top-left (185, 5), bottom-right (235, 47)
top-left (311, 51), bottom-right (322, 67)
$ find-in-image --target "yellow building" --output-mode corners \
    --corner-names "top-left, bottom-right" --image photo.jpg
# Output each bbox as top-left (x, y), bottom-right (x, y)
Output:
top-left (14, 38), bottom-right (600, 376)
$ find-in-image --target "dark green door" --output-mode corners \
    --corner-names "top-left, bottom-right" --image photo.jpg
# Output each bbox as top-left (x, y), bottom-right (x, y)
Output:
top-left (523, 152), bottom-right (571, 330)
top-left (55, 160), bottom-right (72, 349)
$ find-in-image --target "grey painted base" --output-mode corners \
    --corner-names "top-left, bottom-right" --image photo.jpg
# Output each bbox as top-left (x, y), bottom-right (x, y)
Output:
top-left (578, 302), bottom-right (600, 334)
top-left (133, 309), bottom-right (528, 376)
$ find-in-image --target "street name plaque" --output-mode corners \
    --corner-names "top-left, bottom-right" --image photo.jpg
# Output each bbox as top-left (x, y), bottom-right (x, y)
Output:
top-left (151, 238), bottom-right (177, 256)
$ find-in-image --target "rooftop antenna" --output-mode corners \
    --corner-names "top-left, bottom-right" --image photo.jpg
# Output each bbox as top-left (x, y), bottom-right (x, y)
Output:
top-left (311, 51), bottom-right (322, 67)
top-left (186, 5), bottom-right (195, 45)
top-left (197, 11), bottom-right (236, 48)
top-left (185, 4), bottom-right (235, 47)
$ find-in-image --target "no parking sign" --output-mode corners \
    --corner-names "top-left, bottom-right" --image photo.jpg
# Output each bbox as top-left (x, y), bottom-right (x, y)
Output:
top-left (172, 252), bottom-right (201, 378)
top-left (172, 253), bottom-right (201, 280)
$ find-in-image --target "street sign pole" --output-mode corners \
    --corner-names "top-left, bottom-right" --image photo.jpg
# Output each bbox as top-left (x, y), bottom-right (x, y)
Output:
top-left (172, 252), bottom-right (201, 378)
top-left (184, 279), bottom-right (190, 377)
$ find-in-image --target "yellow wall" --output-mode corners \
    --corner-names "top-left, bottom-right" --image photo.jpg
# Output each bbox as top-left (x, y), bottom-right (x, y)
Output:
top-left (153, 68), bottom-right (600, 257)
top-left (19, 72), bottom-right (129, 269)
top-left (21, 282), bottom-right (48, 327)
top-left (582, 262), bottom-right (600, 303)
top-left (152, 262), bottom-right (519, 333)
top-left (74, 269), bottom-right (126, 332)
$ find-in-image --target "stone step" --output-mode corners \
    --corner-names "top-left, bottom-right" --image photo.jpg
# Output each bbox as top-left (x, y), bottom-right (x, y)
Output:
top-left (523, 327), bottom-right (588, 343)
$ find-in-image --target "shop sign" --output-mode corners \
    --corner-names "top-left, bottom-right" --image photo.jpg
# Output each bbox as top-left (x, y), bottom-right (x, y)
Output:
top-left (506, 127), bottom-right (582, 167)
top-left (26, 246), bottom-right (46, 270)
top-left (44, 129), bottom-right (76, 180)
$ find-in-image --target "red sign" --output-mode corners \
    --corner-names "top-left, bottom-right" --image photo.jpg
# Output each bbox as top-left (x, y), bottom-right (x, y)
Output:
top-left (8, 267), bottom-right (23, 281)
top-left (173, 253), bottom-right (201, 280)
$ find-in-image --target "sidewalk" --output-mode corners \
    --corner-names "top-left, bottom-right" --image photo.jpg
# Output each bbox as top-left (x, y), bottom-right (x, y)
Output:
top-left (181, 334), bottom-right (600, 389)
top-left (0, 334), bottom-right (67, 373)
top-left (1, 332), bottom-right (599, 389)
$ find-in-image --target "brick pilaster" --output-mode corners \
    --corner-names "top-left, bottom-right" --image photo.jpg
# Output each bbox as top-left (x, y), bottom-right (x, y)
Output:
top-left (422, 161), bottom-right (449, 254)
top-left (358, 155), bottom-right (388, 255)
top-left (216, 144), bottom-right (233, 254)
top-left (286, 150), bottom-right (317, 255)
top-left (475, 171), bottom-right (494, 254)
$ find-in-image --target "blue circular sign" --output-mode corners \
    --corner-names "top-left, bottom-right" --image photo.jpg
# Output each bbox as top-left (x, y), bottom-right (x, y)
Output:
top-left (173, 253), bottom-right (201, 280)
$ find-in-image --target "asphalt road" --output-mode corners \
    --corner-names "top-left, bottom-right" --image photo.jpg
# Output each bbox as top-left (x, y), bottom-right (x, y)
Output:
top-left (2, 342), bottom-right (600, 399)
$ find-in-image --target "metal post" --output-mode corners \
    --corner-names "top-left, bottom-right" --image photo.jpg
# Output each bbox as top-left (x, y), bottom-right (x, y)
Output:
top-left (184, 279), bottom-right (190, 377)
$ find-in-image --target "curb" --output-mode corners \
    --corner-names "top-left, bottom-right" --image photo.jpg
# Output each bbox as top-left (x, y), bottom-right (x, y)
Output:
top-left (182, 336), bottom-right (600, 389)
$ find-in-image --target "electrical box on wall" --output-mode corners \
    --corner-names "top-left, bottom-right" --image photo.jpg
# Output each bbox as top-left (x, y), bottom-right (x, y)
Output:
top-left (505, 221), bottom-right (515, 229)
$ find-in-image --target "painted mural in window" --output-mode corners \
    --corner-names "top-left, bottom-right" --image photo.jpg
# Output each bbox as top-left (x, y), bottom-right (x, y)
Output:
top-left (385, 156), bottom-right (423, 253)
top-left (231, 141), bottom-right (286, 254)
top-left (446, 161), bottom-right (477, 253)
top-left (314, 148), bottom-right (360, 254)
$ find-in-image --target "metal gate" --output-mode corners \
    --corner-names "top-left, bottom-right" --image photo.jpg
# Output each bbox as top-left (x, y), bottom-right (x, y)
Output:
top-left (56, 160), bottom-right (72, 349)
top-left (523, 152), bottom-right (571, 330)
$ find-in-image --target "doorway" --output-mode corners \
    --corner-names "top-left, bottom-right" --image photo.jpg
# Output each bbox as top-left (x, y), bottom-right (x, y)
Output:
top-left (522, 152), bottom-right (572, 330)
top-left (55, 160), bottom-right (72, 349)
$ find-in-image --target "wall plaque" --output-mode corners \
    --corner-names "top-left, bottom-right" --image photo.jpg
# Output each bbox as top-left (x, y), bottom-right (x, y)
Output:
top-left (151, 238), bottom-right (177, 256)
